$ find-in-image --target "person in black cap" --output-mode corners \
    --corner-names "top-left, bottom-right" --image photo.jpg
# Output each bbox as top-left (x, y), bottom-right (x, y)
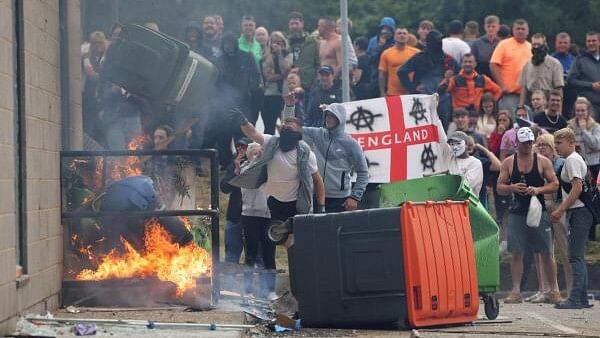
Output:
top-left (305, 64), bottom-right (342, 127)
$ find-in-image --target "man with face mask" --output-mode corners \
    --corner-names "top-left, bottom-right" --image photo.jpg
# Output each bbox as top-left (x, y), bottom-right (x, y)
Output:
top-left (445, 131), bottom-right (484, 195)
top-left (399, 30), bottom-right (459, 128)
top-left (497, 127), bottom-right (562, 304)
top-left (283, 103), bottom-right (368, 212)
top-left (229, 109), bottom-right (326, 226)
top-left (519, 33), bottom-right (564, 106)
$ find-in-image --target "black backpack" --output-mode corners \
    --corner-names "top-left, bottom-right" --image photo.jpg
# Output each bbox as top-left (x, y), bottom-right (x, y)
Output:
top-left (558, 164), bottom-right (600, 224)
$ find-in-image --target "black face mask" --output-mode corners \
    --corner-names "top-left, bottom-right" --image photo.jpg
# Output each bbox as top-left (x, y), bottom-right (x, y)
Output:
top-left (531, 46), bottom-right (548, 65)
top-left (279, 128), bottom-right (302, 152)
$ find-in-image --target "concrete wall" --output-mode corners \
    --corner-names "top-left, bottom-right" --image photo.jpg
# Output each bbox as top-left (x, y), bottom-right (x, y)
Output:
top-left (0, 0), bottom-right (82, 335)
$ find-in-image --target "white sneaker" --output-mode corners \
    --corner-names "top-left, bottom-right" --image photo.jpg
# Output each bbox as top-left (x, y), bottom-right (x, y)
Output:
top-left (499, 241), bottom-right (508, 254)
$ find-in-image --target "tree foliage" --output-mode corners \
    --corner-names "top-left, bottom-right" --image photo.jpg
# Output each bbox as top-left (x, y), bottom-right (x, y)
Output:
top-left (83, 0), bottom-right (600, 46)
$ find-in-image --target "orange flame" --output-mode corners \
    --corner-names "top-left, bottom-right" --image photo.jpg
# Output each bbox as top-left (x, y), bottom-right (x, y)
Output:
top-left (179, 216), bottom-right (193, 231)
top-left (106, 135), bottom-right (149, 183)
top-left (76, 219), bottom-right (211, 296)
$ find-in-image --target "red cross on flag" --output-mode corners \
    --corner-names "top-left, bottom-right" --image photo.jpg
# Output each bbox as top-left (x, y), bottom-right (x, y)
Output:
top-left (342, 95), bottom-right (448, 183)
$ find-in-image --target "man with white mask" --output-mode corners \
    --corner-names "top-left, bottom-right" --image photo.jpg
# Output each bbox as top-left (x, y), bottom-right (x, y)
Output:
top-left (430, 102), bottom-right (484, 195)
top-left (446, 131), bottom-right (484, 195)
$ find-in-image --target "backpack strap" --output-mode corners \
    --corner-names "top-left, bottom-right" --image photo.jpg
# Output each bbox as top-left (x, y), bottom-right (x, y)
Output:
top-left (557, 163), bottom-right (572, 194)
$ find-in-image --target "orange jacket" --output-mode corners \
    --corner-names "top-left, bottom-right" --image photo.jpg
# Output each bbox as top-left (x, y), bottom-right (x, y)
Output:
top-left (446, 70), bottom-right (502, 110)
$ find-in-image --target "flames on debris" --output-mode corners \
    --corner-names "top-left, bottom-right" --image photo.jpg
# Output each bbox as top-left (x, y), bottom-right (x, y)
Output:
top-left (66, 135), bottom-right (211, 299)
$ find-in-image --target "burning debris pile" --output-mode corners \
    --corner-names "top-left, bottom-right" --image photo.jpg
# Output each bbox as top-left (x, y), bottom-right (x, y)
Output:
top-left (75, 218), bottom-right (211, 297)
top-left (62, 137), bottom-right (214, 307)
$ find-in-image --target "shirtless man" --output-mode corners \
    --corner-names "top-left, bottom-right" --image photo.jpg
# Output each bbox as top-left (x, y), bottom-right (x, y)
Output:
top-left (318, 16), bottom-right (342, 77)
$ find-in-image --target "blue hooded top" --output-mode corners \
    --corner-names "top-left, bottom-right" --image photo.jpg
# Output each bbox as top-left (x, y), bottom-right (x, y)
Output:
top-left (366, 17), bottom-right (396, 55)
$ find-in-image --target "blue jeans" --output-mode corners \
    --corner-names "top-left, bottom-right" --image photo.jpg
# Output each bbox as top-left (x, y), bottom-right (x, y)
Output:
top-left (566, 207), bottom-right (593, 303)
top-left (225, 220), bottom-right (243, 263)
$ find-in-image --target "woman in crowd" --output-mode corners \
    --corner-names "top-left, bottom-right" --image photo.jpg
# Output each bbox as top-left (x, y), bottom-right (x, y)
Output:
top-left (240, 143), bottom-right (276, 299)
top-left (261, 31), bottom-right (293, 135)
top-left (476, 92), bottom-right (498, 138)
top-left (533, 133), bottom-right (571, 299)
top-left (488, 110), bottom-right (513, 156)
top-left (255, 26), bottom-right (269, 56)
top-left (568, 97), bottom-right (600, 180)
top-left (487, 110), bottom-right (513, 249)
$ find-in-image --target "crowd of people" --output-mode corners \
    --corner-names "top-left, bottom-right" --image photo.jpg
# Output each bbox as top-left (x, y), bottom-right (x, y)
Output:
top-left (80, 12), bottom-right (600, 307)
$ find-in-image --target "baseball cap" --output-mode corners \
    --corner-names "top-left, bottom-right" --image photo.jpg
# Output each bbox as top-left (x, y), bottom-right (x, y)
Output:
top-left (517, 127), bottom-right (535, 143)
top-left (318, 64), bottom-right (334, 74)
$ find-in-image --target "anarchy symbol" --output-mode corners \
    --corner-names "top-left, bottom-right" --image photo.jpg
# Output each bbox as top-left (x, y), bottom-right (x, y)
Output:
top-left (409, 97), bottom-right (428, 125)
top-left (365, 157), bottom-right (380, 168)
top-left (347, 106), bottom-right (382, 132)
top-left (421, 144), bottom-right (437, 171)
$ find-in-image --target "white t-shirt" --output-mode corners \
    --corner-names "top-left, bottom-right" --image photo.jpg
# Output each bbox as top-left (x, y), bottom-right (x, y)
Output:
top-left (560, 151), bottom-right (586, 209)
top-left (442, 37), bottom-right (471, 63)
top-left (259, 134), bottom-right (319, 202)
top-left (449, 156), bottom-right (484, 196)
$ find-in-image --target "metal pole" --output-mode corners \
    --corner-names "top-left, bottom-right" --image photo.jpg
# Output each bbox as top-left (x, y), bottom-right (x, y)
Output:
top-left (210, 150), bottom-right (220, 304)
top-left (340, 0), bottom-right (350, 102)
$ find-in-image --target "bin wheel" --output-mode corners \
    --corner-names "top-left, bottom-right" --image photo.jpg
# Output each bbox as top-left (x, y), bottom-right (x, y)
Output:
top-left (267, 219), bottom-right (291, 245)
top-left (483, 293), bottom-right (499, 320)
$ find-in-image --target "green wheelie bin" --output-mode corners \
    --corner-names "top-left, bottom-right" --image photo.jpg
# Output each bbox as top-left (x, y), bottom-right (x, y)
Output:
top-left (101, 24), bottom-right (218, 112)
top-left (379, 174), bottom-right (500, 319)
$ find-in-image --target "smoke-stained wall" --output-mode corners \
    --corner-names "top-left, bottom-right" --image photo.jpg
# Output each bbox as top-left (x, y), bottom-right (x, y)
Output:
top-left (0, 0), bottom-right (82, 335)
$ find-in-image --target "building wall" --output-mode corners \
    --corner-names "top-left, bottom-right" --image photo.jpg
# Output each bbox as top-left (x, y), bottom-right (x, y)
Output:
top-left (0, 0), bottom-right (18, 333)
top-left (0, 0), bottom-right (82, 335)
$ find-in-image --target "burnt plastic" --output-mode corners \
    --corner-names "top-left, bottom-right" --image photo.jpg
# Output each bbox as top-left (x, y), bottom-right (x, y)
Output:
top-left (401, 201), bottom-right (479, 327)
top-left (288, 208), bottom-right (408, 329)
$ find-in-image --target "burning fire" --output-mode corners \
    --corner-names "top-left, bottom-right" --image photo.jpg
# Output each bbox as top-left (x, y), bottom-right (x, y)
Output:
top-left (105, 135), bottom-right (149, 183)
top-left (179, 216), bottom-right (193, 231)
top-left (76, 219), bottom-right (211, 296)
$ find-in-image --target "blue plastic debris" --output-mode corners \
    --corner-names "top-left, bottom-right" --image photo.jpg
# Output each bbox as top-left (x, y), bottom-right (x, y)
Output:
top-left (74, 323), bottom-right (97, 336)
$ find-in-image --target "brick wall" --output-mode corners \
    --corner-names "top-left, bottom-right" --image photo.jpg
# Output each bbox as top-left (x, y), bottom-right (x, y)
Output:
top-left (0, 0), bottom-right (82, 335)
top-left (0, 0), bottom-right (17, 334)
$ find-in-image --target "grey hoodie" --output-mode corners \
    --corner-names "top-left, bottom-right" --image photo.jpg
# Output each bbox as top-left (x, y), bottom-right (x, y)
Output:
top-left (287, 103), bottom-right (369, 200)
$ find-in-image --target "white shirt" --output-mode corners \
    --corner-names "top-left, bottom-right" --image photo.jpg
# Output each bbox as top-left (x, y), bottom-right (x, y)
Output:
top-left (449, 156), bottom-right (484, 195)
top-left (259, 134), bottom-right (319, 202)
top-left (442, 37), bottom-right (471, 63)
top-left (560, 151), bottom-right (587, 209)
